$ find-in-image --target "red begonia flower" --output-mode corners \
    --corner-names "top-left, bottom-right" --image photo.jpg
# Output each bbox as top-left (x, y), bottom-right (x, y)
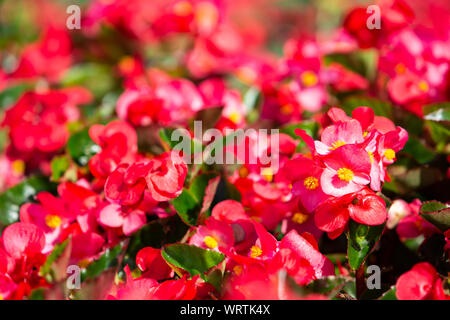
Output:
top-left (396, 262), bottom-right (448, 300)
top-left (145, 151), bottom-right (187, 202)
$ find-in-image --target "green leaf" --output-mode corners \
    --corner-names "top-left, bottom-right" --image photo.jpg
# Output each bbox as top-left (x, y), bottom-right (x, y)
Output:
top-left (171, 189), bottom-right (199, 226)
top-left (189, 173), bottom-right (219, 203)
top-left (423, 107), bottom-right (450, 122)
top-left (40, 239), bottom-right (70, 277)
top-left (224, 179), bottom-right (241, 202)
top-left (40, 239), bottom-right (72, 284)
top-left (401, 137), bottom-right (435, 164)
top-left (81, 242), bottom-right (126, 281)
top-left (281, 121), bottom-right (319, 139)
top-left (280, 121), bottom-right (319, 151)
top-left (324, 49), bottom-right (377, 79)
top-left (159, 127), bottom-right (181, 150)
top-left (27, 288), bottom-right (46, 300)
top-left (123, 216), bottom-right (189, 270)
top-left (171, 173), bottom-right (219, 226)
top-left (419, 201), bottom-right (450, 231)
top-left (206, 269), bottom-right (223, 292)
top-left (61, 63), bottom-right (115, 98)
top-left (305, 276), bottom-right (354, 296)
top-left (347, 221), bottom-right (385, 270)
top-left (0, 129), bottom-right (7, 153)
top-left (243, 86), bottom-right (261, 113)
top-left (395, 110), bottom-right (424, 136)
top-left (420, 200), bottom-right (448, 212)
top-left (208, 177), bottom-right (241, 206)
top-left (0, 176), bottom-right (57, 227)
top-left (0, 83), bottom-right (31, 109)
top-left (51, 155), bottom-right (71, 181)
top-left (67, 128), bottom-right (100, 166)
top-left (379, 286), bottom-right (397, 300)
top-left (403, 235), bottom-right (425, 252)
top-left (161, 244), bottom-right (224, 276)
top-left (341, 96), bottom-right (393, 118)
top-left (423, 102), bottom-right (450, 115)
top-left (426, 121), bottom-right (450, 151)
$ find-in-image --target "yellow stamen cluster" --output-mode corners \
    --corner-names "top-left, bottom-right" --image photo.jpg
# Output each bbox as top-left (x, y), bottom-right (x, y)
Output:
top-left (384, 148), bottom-right (396, 161)
top-left (303, 176), bottom-right (319, 190)
top-left (228, 111), bottom-right (242, 124)
top-left (261, 167), bottom-right (273, 182)
top-left (12, 159), bottom-right (25, 175)
top-left (329, 140), bottom-right (346, 150)
top-left (250, 245), bottom-right (262, 258)
top-left (337, 168), bottom-right (354, 182)
top-left (418, 81), bottom-right (429, 92)
top-left (301, 71), bottom-right (318, 87)
top-left (204, 236), bottom-right (218, 249)
top-left (291, 212), bottom-right (309, 225)
top-left (45, 215), bottom-right (62, 229)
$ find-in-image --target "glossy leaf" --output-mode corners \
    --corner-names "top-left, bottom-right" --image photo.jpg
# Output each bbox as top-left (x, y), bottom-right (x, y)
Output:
top-left (0, 176), bottom-right (57, 226)
top-left (50, 155), bottom-right (71, 181)
top-left (347, 221), bottom-right (385, 270)
top-left (0, 83), bottom-right (30, 109)
top-left (171, 173), bottom-right (219, 226)
top-left (379, 286), bottom-right (397, 300)
top-left (341, 96), bottom-right (393, 118)
top-left (171, 189), bottom-right (199, 226)
top-left (401, 137), bottom-right (435, 164)
top-left (81, 242), bottom-right (127, 282)
top-left (281, 121), bottom-right (319, 151)
top-left (61, 63), bottom-right (115, 98)
top-left (67, 128), bottom-right (100, 166)
top-left (40, 239), bottom-right (70, 276)
top-left (419, 201), bottom-right (450, 231)
top-left (243, 86), bottom-right (261, 113)
top-left (162, 244), bottom-right (224, 276)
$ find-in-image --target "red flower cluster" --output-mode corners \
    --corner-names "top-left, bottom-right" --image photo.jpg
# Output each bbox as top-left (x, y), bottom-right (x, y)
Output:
top-left (0, 0), bottom-right (448, 301)
top-left (283, 106), bottom-right (408, 238)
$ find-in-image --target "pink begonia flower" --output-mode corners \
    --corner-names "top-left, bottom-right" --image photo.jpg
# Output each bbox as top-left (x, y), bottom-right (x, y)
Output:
top-left (189, 217), bottom-right (235, 253)
top-left (314, 119), bottom-right (364, 156)
top-left (320, 144), bottom-right (371, 197)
